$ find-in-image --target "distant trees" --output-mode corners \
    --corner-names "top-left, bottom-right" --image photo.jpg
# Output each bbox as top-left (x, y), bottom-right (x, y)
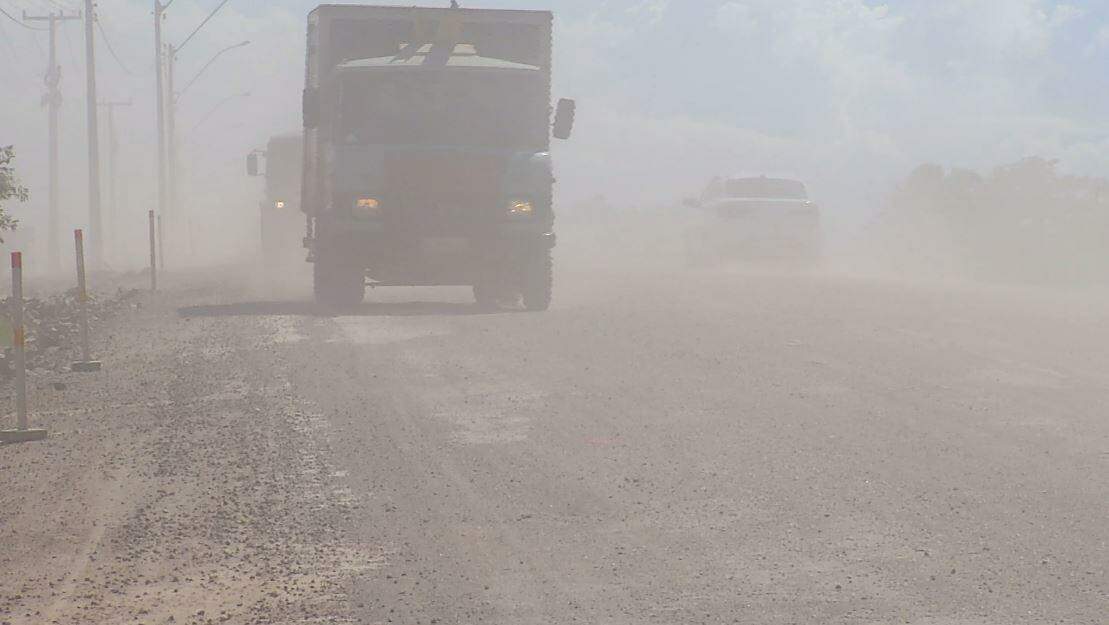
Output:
top-left (877, 158), bottom-right (1109, 283)
top-left (0, 146), bottom-right (27, 239)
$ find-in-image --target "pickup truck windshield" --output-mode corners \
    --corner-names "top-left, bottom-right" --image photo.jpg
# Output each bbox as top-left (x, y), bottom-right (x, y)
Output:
top-left (338, 70), bottom-right (547, 150)
top-left (725, 178), bottom-right (808, 199)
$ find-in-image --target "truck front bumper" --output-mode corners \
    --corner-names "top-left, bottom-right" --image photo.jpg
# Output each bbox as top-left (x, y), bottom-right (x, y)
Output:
top-left (307, 218), bottom-right (555, 286)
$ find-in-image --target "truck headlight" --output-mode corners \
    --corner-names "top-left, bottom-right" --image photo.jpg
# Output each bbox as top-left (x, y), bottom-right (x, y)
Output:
top-left (274, 200), bottom-right (286, 209)
top-left (508, 199), bottom-right (534, 216)
top-left (353, 197), bottom-right (382, 218)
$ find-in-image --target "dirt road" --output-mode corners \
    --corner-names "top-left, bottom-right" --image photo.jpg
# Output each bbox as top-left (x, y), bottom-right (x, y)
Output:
top-left (2, 258), bottom-right (1107, 624)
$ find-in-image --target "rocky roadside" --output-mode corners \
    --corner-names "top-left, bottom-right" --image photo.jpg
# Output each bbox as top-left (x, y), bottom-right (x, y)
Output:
top-left (0, 281), bottom-right (364, 625)
top-left (0, 288), bottom-right (143, 374)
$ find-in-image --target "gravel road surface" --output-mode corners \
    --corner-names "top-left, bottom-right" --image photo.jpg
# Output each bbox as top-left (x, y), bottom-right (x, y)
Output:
top-left (1, 255), bottom-right (1106, 624)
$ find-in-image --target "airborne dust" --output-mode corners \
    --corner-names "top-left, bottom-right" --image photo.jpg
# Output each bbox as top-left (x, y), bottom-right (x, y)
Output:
top-left (1, 2), bottom-right (1108, 625)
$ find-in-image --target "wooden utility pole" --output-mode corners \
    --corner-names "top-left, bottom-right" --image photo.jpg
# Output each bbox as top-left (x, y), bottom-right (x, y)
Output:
top-left (166, 44), bottom-right (177, 227)
top-left (23, 10), bottom-right (82, 273)
top-left (83, 0), bottom-right (104, 267)
top-left (154, 1), bottom-right (168, 232)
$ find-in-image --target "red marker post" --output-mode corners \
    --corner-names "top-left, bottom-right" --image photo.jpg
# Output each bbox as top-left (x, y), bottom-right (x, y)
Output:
top-left (1, 252), bottom-right (47, 443)
top-left (71, 230), bottom-right (101, 372)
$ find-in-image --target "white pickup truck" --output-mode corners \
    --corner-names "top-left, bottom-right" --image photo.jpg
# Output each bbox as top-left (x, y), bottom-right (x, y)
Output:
top-left (684, 176), bottom-right (821, 266)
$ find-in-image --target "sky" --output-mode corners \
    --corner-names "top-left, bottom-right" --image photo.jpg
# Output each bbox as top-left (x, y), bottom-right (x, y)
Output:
top-left (0, 0), bottom-right (1107, 260)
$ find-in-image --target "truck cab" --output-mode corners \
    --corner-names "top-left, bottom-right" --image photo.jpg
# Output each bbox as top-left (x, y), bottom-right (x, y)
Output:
top-left (301, 6), bottom-right (574, 309)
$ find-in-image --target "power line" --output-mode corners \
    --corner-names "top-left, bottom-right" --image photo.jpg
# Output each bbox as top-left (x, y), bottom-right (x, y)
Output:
top-left (96, 16), bottom-right (133, 75)
top-left (177, 0), bottom-right (232, 53)
top-left (0, 5), bottom-right (46, 30)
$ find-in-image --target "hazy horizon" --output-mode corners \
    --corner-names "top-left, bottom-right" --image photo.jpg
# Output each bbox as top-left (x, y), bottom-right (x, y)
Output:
top-left (1, 0), bottom-right (1107, 264)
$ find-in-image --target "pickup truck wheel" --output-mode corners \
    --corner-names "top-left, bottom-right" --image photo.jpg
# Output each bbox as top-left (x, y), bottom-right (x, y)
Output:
top-left (521, 249), bottom-right (552, 312)
top-left (313, 260), bottom-right (364, 308)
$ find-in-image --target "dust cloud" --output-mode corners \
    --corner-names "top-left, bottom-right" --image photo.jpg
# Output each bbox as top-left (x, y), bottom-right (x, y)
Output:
top-left (2, 3), bottom-right (1109, 624)
top-left (1, 1), bottom-right (1106, 290)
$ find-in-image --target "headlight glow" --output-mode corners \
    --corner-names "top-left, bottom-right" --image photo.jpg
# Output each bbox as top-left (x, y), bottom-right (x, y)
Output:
top-left (274, 200), bottom-right (286, 209)
top-left (508, 199), bottom-right (534, 216)
top-left (353, 197), bottom-right (382, 218)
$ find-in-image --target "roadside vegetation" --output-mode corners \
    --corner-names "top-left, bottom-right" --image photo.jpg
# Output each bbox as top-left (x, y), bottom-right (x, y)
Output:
top-left (0, 146), bottom-right (27, 239)
top-left (872, 157), bottom-right (1109, 284)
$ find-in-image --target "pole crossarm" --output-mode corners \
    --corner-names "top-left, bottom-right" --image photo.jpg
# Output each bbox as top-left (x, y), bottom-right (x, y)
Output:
top-left (22, 11), bottom-right (82, 22)
top-left (23, 12), bottom-right (82, 91)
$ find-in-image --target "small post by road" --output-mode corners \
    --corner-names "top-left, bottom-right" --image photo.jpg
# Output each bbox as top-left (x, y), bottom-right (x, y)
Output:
top-left (1, 253), bottom-right (47, 444)
top-left (148, 210), bottom-right (157, 292)
top-left (71, 230), bottom-right (102, 372)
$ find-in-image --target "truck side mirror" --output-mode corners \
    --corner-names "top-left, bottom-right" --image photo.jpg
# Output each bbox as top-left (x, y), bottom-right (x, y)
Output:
top-left (246, 153), bottom-right (260, 177)
top-left (552, 98), bottom-right (576, 140)
top-left (303, 88), bottom-right (319, 129)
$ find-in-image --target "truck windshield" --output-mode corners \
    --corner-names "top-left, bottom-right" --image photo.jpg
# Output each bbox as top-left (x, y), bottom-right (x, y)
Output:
top-left (338, 70), bottom-right (547, 150)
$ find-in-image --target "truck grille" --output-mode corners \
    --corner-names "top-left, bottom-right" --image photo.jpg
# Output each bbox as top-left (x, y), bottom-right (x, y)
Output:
top-left (384, 151), bottom-right (506, 230)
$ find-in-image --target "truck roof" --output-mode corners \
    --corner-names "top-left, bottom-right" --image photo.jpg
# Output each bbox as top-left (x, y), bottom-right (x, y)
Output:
top-left (309, 5), bottom-right (551, 19)
top-left (336, 43), bottom-right (539, 72)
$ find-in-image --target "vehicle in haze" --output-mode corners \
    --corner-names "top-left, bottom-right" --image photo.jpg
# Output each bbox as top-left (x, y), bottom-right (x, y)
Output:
top-left (684, 176), bottom-right (821, 266)
top-left (247, 133), bottom-right (305, 264)
top-left (300, 4), bottom-right (576, 309)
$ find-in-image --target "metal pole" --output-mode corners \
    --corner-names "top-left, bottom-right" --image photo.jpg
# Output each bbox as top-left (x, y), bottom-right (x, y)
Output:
top-left (84, 0), bottom-right (103, 267)
top-left (12, 253), bottom-right (26, 430)
top-left (154, 1), bottom-right (167, 232)
top-left (157, 213), bottom-right (164, 271)
top-left (149, 210), bottom-right (157, 291)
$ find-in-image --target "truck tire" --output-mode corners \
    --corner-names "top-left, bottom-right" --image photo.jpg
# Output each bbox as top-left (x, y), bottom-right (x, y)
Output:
top-left (521, 249), bottom-right (552, 312)
top-left (313, 259), bottom-right (365, 308)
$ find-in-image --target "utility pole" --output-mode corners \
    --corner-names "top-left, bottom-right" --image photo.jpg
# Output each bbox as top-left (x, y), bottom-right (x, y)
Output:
top-left (154, 1), bottom-right (168, 234)
top-left (99, 99), bottom-right (133, 260)
top-left (23, 9), bottom-right (82, 273)
top-left (166, 44), bottom-right (177, 230)
top-left (83, 0), bottom-right (104, 267)
top-left (159, 0), bottom-right (235, 263)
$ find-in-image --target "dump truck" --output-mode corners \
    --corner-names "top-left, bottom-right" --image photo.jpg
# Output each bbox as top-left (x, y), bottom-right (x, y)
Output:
top-left (301, 4), bottom-right (575, 308)
top-left (247, 133), bottom-right (304, 264)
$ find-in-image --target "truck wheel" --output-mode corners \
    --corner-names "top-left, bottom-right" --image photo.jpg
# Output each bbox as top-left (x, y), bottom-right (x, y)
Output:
top-left (313, 260), bottom-right (365, 308)
top-left (521, 249), bottom-right (553, 312)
